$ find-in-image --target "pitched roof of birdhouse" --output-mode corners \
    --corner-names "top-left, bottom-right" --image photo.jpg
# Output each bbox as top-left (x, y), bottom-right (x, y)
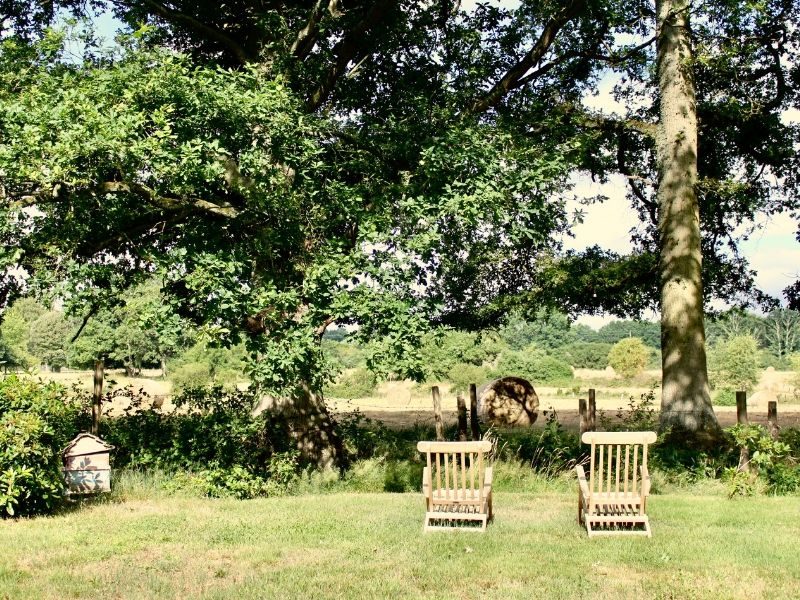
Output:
top-left (62, 432), bottom-right (114, 455)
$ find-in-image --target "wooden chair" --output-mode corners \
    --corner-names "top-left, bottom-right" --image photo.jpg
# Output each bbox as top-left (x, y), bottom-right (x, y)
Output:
top-left (576, 431), bottom-right (657, 537)
top-left (417, 440), bottom-right (493, 532)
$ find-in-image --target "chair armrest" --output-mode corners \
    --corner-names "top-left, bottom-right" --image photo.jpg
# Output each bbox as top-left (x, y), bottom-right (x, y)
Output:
top-left (576, 465), bottom-right (590, 497)
top-left (422, 466), bottom-right (431, 498)
top-left (483, 466), bottom-right (494, 492)
top-left (640, 464), bottom-right (651, 497)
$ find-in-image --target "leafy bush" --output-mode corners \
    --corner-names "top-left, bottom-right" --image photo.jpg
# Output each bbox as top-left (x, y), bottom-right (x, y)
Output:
top-left (492, 348), bottom-right (573, 384)
top-left (713, 388), bottom-right (737, 406)
top-left (418, 329), bottom-right (502, 380)
top-left (168, 342), bottom-right (247, 390)
top-left (708, 335), bottom-right (761, 394)
top-left (725, 424), bottom-right (797, 496)
top-left (0, 376), bottom-right (88, 517)
top-left (447, 362), bottom-right (491, 394)
top-left (607, 337), bottom-right (649, 379)
top-left (325, 367), bottom-right (377, 398)
top-left (556, 342), bottom-right (612, 369)
top-left (104, 386), bottom-right (291, 475)
top-left (170, 362), bottom-right (213, 390)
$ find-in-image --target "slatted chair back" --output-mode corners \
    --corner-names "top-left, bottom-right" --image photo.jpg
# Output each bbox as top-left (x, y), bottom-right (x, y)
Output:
top-left (417, 440), bottom-right (494, 531)
top-left (581, 431), bottom-right (656, 507)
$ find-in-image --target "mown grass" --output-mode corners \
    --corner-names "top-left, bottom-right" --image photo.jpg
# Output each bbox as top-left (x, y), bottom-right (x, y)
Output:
top-left (2, 474), bottom-right (799, 600)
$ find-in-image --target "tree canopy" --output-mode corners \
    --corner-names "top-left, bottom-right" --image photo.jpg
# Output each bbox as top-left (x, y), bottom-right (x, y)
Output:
top-left (1, 0), bottom-right (798, 450)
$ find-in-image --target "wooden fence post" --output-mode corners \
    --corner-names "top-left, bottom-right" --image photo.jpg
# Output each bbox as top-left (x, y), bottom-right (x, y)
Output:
top-left (579, 398), bottom-right (587, 437)
top-left (736, 391), bottom-right (750, 472)
top-left (432, 386), bottom-right (444, 441)
top-left (588, 388), bottom-right (596, 432)
top-left (469, 383), bottom-right (481, 440)
top-left (457, 394), bottom-right (468, 441)
top-left (767, 400), bottom-right (780, 440)
top-left (92, 359), bottom-right (104, 436)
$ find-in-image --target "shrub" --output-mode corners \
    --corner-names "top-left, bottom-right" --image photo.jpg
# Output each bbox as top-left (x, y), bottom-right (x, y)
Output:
top-left (447, 362), bottom-right (491, 394)
top-left (713, 388), bottom-right (737, 406)
top-left (170, 361), bottom-right (213, 390)
top-left (709, 335), bottom-right (761, 394)
top-left (492, 348), bottom-right (573, 385)
top-left (104, 386), bottom-right (290, 475)
top-left (608, 337), bottom-right (649, 379)
top-left (556, 342), bottom-right (612, 369)
top-left (325, 367), bottom-right (377, 398)
top-left (726, 424), bottom-right (797, 496)
top-left (0, 376), bottom-right (88, 517)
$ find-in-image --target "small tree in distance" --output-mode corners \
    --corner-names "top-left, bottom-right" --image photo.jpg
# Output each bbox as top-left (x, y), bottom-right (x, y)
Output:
top-left (608, 338), bottom-right (649, 380)
top-left (708, 335), bottom-right (761, 395)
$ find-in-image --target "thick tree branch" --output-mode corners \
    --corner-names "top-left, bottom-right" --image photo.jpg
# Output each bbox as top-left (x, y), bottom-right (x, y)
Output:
top-left (291, 0), bottom-right (327, 60)
top-left (468, 0), bottom-right (585, 115)
top-left (100, 181), bottom-right (240, 218)
top-left (307, 0), bottom-right (397, 111)
top-left (136, 0), bottom-right (255, 65)
top-left (617, 128), bottom-right (657, 224)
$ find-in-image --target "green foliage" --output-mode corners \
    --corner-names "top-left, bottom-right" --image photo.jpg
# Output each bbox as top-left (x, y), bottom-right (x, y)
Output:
top-left (607, 337), bottom-right (649, 379)
top-left (417, 329), bottom-right (502, 381)
top-left (70, 280), bottom-right (193, 374)
top-left (321, 339), bottom-right (365, 371)
top-left (104, 386), bottom-right (288, 474)
top-left (324, 368), bottom-right (377, 399)
top-left (446, 363), bottom-right (491, 394)
top-left (498, 312), bottom-right (576, 351)
top-left (169, 342), bottom-right (246, 390)
top-left (595, 321), bottom-right (661, 348)
top-left (0, 298), bottom-right (45, 369)
top-left (713, 388), bottom-right (737, 406)
top-left (725, 425), bottom-right (798, 496)
top-left (492, 347), bottom-right (573, 385)
top-left (556, 342), bottom-right (612, 369)
top-left (0, 375), bottom-right (88, 517)
top-left (708, 335), bottom-right (761, 394)
top-left (27, 311), bottom-right (74, 370)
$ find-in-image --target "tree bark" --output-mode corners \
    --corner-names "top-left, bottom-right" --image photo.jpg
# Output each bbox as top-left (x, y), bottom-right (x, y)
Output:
top-left (263, 382), bottom-right (345, 470)
top-left (656, 0), bottom-right (720, 438)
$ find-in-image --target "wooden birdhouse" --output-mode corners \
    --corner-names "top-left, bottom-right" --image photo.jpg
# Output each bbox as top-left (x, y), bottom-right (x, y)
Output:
top-left (62, 433), bottom-right (114, 495)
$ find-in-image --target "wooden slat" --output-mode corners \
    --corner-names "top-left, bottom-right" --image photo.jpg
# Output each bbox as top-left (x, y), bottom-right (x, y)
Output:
top-left (470, 452), bottom-right (475, 495)
top-left (632, 445), bottom-right (639, 496)
top-left (582, 431), bottom-right (656, 445)
top-left (435, 453), bottom-right (442, 497)
top-left (599, 445), bottom-right (605, 494)
top-left (417, 440), bottom-right (492, 453)
top-left (444, 452), bottom-right (450, 499)
top-left (606, 444), bottom-right (612, 493)
top-left (615, 444), bottom-right (621, 494)
top-left (624, 445), bottom-right (630, 496)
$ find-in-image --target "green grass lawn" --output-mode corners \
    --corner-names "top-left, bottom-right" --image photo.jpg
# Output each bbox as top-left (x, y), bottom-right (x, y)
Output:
top-left (2, 487), bottom-right (799, 600)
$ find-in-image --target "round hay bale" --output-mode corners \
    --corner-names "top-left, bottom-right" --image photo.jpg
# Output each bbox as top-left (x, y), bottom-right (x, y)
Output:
top-left (478, 376), bottom-right (539, 427)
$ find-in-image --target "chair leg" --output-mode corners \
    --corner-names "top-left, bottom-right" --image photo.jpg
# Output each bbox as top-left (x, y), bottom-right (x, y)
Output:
top-left (488, 493), bottom-right (493, 522)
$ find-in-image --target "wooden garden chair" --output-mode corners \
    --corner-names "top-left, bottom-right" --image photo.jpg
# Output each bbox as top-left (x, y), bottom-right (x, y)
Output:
top-left (576, 431), bottom-right (657, 537)
top-left (417, 440), bottom-right (493, 532)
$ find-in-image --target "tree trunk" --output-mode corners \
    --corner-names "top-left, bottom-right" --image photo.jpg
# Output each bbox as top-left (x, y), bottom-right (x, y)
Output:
top-left (264, 382), bottom-right (345, 470)
top-left (656, 0), bottom-right (720, 438)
